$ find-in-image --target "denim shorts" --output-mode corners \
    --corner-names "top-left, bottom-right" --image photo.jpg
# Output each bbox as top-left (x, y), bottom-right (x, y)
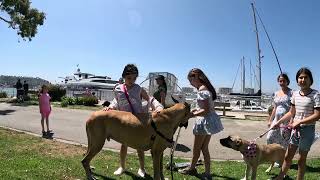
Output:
top-left (290, 125), bottom-right (315, 152)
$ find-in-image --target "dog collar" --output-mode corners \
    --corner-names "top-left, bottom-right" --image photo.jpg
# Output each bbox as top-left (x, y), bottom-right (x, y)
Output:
top-left (243, 142), bottom-right (257, 158)
top-left (151, 120), bottom-right (174, 144)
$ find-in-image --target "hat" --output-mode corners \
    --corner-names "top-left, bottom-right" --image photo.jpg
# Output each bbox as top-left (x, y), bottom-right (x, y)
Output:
top-left (155, 75), bottom-right (165, 81)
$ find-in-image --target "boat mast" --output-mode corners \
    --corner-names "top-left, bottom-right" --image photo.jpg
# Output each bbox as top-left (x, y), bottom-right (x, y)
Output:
top-left (251, 3), bottom-right (262, 96)
top-left (241, 57), bottom-right (246, 94)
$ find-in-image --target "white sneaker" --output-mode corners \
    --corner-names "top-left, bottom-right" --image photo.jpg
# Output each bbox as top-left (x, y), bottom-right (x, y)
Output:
top-left (137, 168), bottom-right (146, 178)
top-left (274, 162), bottom-right (280, 168)
top-left (114, 167), bottom-right (125, 175)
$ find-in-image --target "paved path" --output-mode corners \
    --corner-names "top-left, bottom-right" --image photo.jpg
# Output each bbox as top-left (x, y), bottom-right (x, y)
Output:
top-left (1, 103), bottom-right (319, 160)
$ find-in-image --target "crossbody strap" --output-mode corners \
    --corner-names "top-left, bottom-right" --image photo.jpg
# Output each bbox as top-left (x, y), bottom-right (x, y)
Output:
top-left (122, 84), bottom-right (135, 114)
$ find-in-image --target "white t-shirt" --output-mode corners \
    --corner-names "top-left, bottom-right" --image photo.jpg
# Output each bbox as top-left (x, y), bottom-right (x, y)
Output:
top-left (291, 89), bottom-right (320, 126)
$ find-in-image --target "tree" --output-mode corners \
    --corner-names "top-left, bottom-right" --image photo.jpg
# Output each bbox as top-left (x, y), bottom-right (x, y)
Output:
top-left (0, 0), bottom-right (45, 41)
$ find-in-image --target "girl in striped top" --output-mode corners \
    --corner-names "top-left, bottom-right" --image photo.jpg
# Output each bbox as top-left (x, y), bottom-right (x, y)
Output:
top-left (272, 67), bottom-right (320, 180)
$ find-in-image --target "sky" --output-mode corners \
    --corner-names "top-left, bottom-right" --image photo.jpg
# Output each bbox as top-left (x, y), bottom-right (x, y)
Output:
top-left (1, 0), bottom-right (320, 94)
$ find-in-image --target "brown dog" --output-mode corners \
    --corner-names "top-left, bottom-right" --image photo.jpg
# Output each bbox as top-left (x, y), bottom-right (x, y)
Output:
top-left (81, 102), bottom-right (191, 180)
top-left (220, 135), bottom-right (286, 180)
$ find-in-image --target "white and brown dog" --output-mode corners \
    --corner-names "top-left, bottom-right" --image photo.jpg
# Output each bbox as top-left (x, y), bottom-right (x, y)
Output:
top-left (220, 135), bottom-right (286, 180)
top-left (81, 102), bottom-right (192, 180)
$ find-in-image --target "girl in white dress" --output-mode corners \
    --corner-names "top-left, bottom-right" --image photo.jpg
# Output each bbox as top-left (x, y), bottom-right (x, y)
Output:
top-left (179, 68), bottom-right (224, 179)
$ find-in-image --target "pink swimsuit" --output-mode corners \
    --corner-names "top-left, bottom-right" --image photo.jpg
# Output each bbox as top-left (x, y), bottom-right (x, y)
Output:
top-left (39, 93), bottom-right (51, 118)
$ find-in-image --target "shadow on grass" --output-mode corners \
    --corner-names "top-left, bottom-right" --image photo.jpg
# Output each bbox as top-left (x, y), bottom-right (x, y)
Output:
top-left (124, 171), bottom-right (153, 180)
top-left (0, 109), bottom-right (15, 115)
top-left (92, 172), bottom-right (117, 180)
top-left (211, 173), bottom-right (238, 180)
top-left (269, 174), bottom-right (294, 180)
top-left (290, 163), bottom-right (320, 173)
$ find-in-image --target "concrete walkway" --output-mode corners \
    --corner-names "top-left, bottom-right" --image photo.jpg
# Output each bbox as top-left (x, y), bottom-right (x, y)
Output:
top-left (0, 103), bottom-right (319, 160)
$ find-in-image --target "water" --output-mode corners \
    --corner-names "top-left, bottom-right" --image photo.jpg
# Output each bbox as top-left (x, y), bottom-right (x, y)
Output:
top-left (0, 87), bottom-right (16, 97)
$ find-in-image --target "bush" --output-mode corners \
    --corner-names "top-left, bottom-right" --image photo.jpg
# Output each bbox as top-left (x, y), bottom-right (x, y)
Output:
top-left (60, 99), bottom-right (69, 107)
top-left (0, 92), bottom-right (7, 98)
top-left (48, 85), bottom-right (66, 102)
top-left (61, 96), bottom-right (75, 105)
top-left (74, 97), bottom-right (84, 105)
top-left (82, 96), bottom-right (98, 106)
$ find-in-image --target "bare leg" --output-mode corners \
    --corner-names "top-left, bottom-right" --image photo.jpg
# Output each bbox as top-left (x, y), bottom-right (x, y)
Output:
top-left (41, 116), bottom-right (45, 132)
top-left (201, 135), bottom-right (212, 175)
top-left (137, 149), bottom-right (146, 177)
top-left (297, 151), bottom-right (308, 180)
top-left (190, 135), bottom-right (206, 169)
top-left (45, 116), bottom-right (50, 131)
top-left (275, 144), bottom-right (298, 179)
top-left (114, 144), bottom-right (127, 175)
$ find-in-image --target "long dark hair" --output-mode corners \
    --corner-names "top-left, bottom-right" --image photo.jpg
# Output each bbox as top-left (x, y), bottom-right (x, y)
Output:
top-left (156, 75), bottom-right (167, 93)
top-left (188, 68), bottom-right (217, 100)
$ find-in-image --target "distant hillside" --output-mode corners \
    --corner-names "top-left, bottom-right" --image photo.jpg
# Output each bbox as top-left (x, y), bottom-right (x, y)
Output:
top-left (0, 75), bottom-right (50, 89)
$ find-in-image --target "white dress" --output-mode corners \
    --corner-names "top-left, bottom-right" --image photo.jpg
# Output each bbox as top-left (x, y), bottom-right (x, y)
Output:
top-left (193, 90), bottom-right (224, 135)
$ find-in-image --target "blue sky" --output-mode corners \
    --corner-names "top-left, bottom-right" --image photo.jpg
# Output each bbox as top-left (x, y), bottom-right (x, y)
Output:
top-left (1, 0), bottom-right (319, 93)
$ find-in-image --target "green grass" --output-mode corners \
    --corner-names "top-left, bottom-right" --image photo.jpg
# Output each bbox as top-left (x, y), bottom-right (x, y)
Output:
top-left (0, 128), bottom-right (319, 180)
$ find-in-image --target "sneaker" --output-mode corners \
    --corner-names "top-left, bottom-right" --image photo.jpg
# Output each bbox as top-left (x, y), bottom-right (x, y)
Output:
top-left (274, 162), bottom-right (280, 168)
top-left (178, 167), bottom-right (197, 175)
top-left (114, 167), bottom-right (125, 175)
top-left (42, 131), bottom-right (47, 137)
top-left (137, 168), bottom-right (146, 178)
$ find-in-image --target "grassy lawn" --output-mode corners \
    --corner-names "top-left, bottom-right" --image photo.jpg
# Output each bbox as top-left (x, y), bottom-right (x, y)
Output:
top-left (1, 128), bottom-right (320, 179)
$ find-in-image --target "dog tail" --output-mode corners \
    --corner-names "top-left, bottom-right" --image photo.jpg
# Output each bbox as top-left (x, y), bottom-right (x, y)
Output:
top-left (83, 116), bottom-right (94, 157)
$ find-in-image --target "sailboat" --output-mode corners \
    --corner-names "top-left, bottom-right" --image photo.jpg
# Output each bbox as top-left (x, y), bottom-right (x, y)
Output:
top-left (229, 2), bottom-right (282, 112)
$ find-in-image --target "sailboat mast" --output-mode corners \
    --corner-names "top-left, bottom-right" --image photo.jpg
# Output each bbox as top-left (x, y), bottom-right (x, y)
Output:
top-left (251, 3), bottom-right (262, 96)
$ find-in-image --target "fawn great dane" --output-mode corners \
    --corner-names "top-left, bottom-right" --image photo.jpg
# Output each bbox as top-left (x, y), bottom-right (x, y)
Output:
top-left (82, 102), bottom-right (191, 180)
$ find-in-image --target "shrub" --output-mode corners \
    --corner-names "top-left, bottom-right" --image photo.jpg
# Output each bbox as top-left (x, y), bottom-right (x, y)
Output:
top-left (0, 92), bottom-right (7, 98)
top-left (82, 96), bottom-right (98, 106)
top-left (48, 85), bottom-right (66, 102)
top-left (61, 99), bottom-right (69, 107)
top-left (74, 97), bottom-right (84, 105)
top-left (61, 96), bottom-right (75, 105)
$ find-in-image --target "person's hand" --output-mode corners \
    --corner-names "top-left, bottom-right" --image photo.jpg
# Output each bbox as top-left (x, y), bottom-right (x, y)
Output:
top-left (270, 122), bottom-right (279, 130)
top-left (190, 109), bottom-right (197, 117)
top-left (103, 107), bottom-right (113, 111)
top-left (267, 121), bottom-right (271, 128)
top-left (289, 121), bottom-right (300, 129)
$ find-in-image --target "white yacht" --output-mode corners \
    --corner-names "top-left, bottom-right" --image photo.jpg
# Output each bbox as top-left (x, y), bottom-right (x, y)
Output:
top-left (60, 67), bottom-right (118, 101)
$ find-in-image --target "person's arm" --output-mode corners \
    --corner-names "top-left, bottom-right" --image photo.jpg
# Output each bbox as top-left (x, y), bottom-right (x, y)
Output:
top-left (192, 86), bottom-right (210, 117)
top-left (267, 106), bottom-right (276, 127)
top-left (291, 108), bottom-right (320, 128)
top-left (272, 105), bottom-right (295, 128)
top-left (192, 99), bottom-right (210, 117)
top-left (160, 91), bottom-right (166, 107)
top-left (141, 88), bottom-right (163, 111)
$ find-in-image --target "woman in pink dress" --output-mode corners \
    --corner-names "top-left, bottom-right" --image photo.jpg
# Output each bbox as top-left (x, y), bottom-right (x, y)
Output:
top-left (39, 85), bottom-right (53, 137)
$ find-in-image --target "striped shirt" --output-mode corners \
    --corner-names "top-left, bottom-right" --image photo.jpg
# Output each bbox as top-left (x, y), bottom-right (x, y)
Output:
top-left (291, 89), bottom-right (320, 126)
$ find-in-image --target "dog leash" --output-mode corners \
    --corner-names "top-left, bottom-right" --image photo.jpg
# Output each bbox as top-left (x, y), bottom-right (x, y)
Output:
top-left (170, 126), bottom-right (182, 180)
